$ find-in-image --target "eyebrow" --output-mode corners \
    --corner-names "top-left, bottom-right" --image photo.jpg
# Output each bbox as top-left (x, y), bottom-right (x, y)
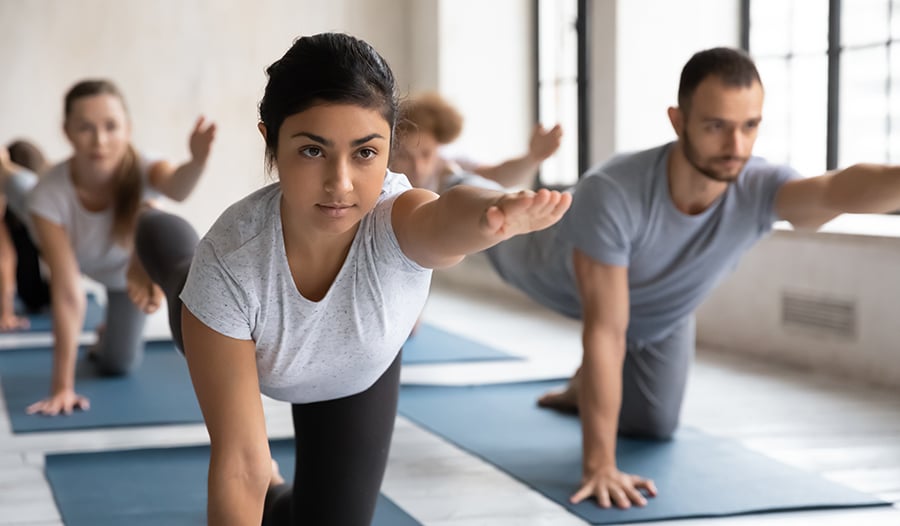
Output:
top-left (289, 132), bottom-right (385, 147)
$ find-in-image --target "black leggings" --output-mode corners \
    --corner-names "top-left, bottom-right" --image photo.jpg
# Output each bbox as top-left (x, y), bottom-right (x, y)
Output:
top-left (4, 209), bottom-right (49, 312)
top-left (135, 209), bottom-right (401, 525)
top-left (264, 353), bottom-right (401, 526)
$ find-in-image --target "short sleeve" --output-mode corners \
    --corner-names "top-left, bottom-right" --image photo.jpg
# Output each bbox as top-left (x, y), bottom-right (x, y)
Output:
top-left (370, 191), bottom-right (429, 273)
top-left (556, 173), bottom-right (636, 267)
top-left (180, 238), bottom-right (254, 340)
top-left (27, 176), bottom-right (68, 227)
top-left (749, 162), bottom-right (801, 231)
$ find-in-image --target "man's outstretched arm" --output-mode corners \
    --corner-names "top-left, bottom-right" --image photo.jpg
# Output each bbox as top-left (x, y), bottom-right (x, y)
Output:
top-left (775, 164), bottom-right (900, 230)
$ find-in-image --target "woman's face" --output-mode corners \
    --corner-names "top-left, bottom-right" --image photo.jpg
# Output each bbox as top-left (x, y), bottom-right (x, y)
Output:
top-left (64, 93), bottom-right (131, 177)
top-left (272, 103), bottom-right (391, 236)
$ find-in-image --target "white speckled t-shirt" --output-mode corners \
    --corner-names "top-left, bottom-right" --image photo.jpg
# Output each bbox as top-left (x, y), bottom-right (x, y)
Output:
top-left (180, 171), bottom-right (432, 404)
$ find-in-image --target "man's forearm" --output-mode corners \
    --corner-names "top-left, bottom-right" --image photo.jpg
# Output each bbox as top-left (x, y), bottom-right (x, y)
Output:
top-left (579, 327), bottom-right (627, 470)
top-left (825, 164), bottom-right (900, 214)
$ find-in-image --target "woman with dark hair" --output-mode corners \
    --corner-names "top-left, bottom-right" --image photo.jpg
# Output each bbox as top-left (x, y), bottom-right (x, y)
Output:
top-left (0, 79), bottom-right (216, 416)
top-left (0, 139), bottom-right (50, 330)
top-left (133, 32), bottom-right (570, 525)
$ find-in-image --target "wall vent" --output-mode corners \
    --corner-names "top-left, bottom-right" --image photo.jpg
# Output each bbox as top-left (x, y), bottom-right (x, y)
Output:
top-left (781, 291), bottom-right (857, 339)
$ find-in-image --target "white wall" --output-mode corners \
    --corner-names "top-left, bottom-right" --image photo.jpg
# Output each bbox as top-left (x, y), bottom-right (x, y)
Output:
top-left (0, 0), bottom-right (412, 236)
top-left (696, 224), bottom-right (900, 387)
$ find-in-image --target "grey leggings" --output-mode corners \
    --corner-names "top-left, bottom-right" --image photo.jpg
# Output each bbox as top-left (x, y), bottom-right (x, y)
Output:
top-left (92, 290), bottom-right (147, 375)
top-left (618, 316), bottom-right (695, 440)
top-left (134, 208), bottom-right (198, 352)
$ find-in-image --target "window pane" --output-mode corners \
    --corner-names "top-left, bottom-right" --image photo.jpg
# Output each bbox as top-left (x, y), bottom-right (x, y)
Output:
top-left (755, 56), bottom-right (827, 175)
top-left (751, 0), bottom-right (828, 56)
top-left (786, 55), bottom-right (828, 175)
top-left (755, 58), bottom-right (791, 164)
top-left (538, 81), bottom-right (578, 186)
top-left (893, 0), bottom-right (900, 38)
top-left (840, 47), bottom-right (890, 165)
top-left (537, 0), bottom-right (579, 186)
top-left (750, 0), bottom-right (791, 55)
top-left (891, 42), bottom-right (900, 163)
top-left (538, 0), bottom-right (578, 83)
top-left (843, 0), bottom-right (890, 48)
top-left (792, 0), bottom-right (829, 54)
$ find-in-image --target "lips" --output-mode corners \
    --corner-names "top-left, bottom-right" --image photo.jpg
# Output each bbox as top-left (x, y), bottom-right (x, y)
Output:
top-left (317, 203), bottom-right (354, 218)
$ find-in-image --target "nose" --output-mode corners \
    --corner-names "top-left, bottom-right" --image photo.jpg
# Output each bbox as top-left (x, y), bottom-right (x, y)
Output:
top-left (324, 158), bottom-right (353, 195)
top-left (725, 127), bottom-right (747, 157)
top-left (93, 128), bottom-right (108, 148)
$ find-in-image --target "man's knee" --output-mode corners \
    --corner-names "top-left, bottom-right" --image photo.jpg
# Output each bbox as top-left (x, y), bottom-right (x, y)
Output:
top-left (619, 408), bottom-right (680, 440)
top-left (95, 350), bottom-right (142, 376)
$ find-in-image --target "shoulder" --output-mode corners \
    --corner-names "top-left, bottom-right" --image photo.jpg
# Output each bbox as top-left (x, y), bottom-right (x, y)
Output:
top-left (378, 170), bottom-right (412, 201)
top-left (590, 143), bottom-right (671, 179)
top-left (30, 160), bottom-right (72, 197)
top-left (737, 157), bottom-right (801, 192)
top-left (203, 183), bottom-right (281, 256)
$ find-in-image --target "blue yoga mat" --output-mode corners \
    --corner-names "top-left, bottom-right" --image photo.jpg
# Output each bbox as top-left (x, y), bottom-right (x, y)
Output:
top-left (45, 439), bottom-right (421, 526)
top-left (0, 325), bottom-right (514, 433)
top-left (403, 323), bottom-right (519, 364)
top-left (398, 381), bottom-right (891, 524)
top-left (0, 341), bottom-right (201, 433)
top-left (11, 293), bottom-right (104, 333)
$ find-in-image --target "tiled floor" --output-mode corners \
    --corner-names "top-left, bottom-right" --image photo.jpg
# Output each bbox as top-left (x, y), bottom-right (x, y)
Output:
top-left (1, 256), bottom-right (899, 525)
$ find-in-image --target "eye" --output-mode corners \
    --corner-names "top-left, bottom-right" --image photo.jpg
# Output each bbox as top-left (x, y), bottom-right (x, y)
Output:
top-left (299, 146), bottom-right (323, 158)
top-left (357, 147), bottom-right (377, 160)
top-left (106, 121), bottom-right (118, 132)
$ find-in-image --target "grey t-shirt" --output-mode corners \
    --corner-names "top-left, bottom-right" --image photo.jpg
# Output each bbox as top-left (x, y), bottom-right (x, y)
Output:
top-left (486, 142), bottom-right (799, 344)
top-left (180, 171), bottom-right (432, 404)
top-left (26, 153), bottom-right (162, 290)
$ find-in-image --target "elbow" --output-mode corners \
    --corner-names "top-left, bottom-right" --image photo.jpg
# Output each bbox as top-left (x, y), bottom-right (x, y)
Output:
top-left (210, 443), bottom-right (273, 498)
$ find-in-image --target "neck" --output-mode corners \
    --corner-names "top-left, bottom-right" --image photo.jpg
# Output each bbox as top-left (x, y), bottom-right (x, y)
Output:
top-left (666, 142), bottom-right (729, 215)
top-left (70, 157), bottom-right (115, 192)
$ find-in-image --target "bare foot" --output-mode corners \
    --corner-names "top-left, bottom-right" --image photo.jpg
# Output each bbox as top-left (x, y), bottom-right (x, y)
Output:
top-left (537, 384), bottom-right (580, 414)
top-left (270, 458), bottom-right (285, 488)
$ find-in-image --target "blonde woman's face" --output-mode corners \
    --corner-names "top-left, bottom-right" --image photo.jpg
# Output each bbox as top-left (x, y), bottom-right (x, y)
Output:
top-left (64, 94), bottom-right (131, 176)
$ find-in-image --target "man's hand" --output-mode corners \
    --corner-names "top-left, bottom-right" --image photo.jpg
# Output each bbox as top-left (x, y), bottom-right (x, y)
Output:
top-left (571, 464), bottom-right (657, 508)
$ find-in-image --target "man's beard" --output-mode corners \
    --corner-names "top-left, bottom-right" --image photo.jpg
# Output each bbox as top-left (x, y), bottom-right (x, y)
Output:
top-left (681, 130), bottom-right (746, 183)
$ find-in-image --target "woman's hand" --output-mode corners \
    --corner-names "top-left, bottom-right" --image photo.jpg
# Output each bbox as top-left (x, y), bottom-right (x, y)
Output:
top-left (26, 388), bottom-right (90, 416)
top-left (126, 254), bottom-right (163, 314)
top-left (480, 188), bottom-right (572, 240)
top-left (188, 116), bottom-right (217, 165)
top-left (0, 311), bottom-right (30, 332)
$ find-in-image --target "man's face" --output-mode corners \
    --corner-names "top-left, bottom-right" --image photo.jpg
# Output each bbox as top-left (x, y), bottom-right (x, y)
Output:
top-left (677, 76), bottom-right (764, 183)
